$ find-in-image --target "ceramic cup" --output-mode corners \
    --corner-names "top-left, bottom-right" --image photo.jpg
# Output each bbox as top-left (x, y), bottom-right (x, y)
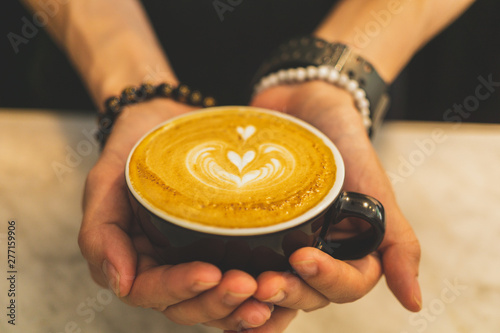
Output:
top-left (126, 107), bottom-right (385, 273)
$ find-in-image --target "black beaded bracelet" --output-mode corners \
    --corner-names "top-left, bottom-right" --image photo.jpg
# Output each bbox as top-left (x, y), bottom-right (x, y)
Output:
top-left (95, 82), bottom-right (217, 147)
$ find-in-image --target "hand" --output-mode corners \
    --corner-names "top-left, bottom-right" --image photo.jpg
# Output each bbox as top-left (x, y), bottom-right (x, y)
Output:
top-left (78, 99), bottom-right (273, 331)
top-left (240, 81), bottom-right (422, 332)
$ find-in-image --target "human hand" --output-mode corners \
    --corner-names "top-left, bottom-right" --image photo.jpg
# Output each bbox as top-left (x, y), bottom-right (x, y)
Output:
top-left (240, 81), bottom-right (421, 332)
top-left (78, 99), bottom-right (274, 330)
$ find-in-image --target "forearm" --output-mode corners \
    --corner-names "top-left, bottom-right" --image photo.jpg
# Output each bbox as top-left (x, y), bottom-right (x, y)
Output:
top-left (20, 0), bottom-right (177, 108)
top-left (315, 0), bottom-right (475, 82)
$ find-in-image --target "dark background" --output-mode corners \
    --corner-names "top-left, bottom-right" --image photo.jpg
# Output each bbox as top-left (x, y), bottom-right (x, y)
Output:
top-left (1, 0), bottom-right (499, 123)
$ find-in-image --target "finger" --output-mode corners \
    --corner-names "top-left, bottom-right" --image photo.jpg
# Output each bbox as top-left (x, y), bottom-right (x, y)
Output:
top-left (80, 101), bottom-right (199, 298)
top-left (79, 157), bottom-right (137, 297)
top-left (163, 270), bottom-right (257, 325)
top-left (379, 211), bottom-right (422, 312)
top-left (223, 306), bottom-right (298, 333)
top-left (206, 298), bottom-right (272, 331)
top-left (254, 271), bottom-right (329, 311)
top-left (289, 247), bottom-right (382, 303)
top-left (339, 149), bottom-right (422, 311)
top-left (123, 259), bottom-right (222, 310)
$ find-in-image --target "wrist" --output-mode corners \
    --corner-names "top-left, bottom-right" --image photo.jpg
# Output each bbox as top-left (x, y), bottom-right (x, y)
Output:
top-left (251, 36), bottom-right (390, 136)
top-left (104, 98), bottom-right (197, 154)
top-left (94, 64), bottom-right (179, 111)
top-left (116, 98), bottom-right (191, 127)
top-left (296, 82), bottom-right (370, 140)
top-left (97, 82), bottom-right (217, 148)
top-left (252, 81), bottom-right (368, 139)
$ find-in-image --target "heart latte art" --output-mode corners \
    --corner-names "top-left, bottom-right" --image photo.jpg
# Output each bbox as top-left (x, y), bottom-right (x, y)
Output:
top-left (129, 109), bottom-right (336, 228)
top-left (186, 127), bottom-right (294, 189)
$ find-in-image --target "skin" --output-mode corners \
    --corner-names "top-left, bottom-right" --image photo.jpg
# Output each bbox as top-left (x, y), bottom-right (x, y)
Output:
top-left (246, 82), bottom-right (422, 331)
top-left (80, 98), bottom-right (274, 330)
top-left (21, 0), bottom-right (475, 331)
top-left (80, 82), bottom-right (420, 332)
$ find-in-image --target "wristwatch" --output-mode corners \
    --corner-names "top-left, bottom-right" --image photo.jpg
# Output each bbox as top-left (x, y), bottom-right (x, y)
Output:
top-left (252, 36), bottom-right (390, 135)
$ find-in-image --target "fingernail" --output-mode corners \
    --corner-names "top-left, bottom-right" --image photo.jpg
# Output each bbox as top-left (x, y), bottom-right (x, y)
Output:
top-left (240, 320), bottom-right (254, 329)
top-left (413, 278), bottom-right (423, 311)
top-left (264, 302), bottom-right (275, 313)
top-left (414, 295), bottom-right (422, 311)
top-left (102, 260), bottom-right (120, 297)
top-left (240, 302), bottom-right (272, 328)
top-left (264, 289), bottom-right (286, 303)
top-left (292, 260), bottom-right (318, 277)
top-left (191, 280), bottom-right (219, 292)
top-left (223, 291), bottom-right (253, 306)
top-left (241, 318), bottom-right (263, 329)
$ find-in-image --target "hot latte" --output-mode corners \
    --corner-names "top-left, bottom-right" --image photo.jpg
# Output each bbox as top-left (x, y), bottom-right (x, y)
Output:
top-left (128, 108), bottom-right (336, 228)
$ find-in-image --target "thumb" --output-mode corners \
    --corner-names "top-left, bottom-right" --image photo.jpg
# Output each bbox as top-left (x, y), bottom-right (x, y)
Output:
top-left (380, 215), bottom-right (422, 312)
top-left (79, 160), bottom-right (138, 298)
top-left (79, 223), bottom-right (138, 298)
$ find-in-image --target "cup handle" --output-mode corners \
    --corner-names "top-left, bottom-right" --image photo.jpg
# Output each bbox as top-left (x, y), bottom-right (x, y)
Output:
top-left (315, 191), bottom-right (385, 260)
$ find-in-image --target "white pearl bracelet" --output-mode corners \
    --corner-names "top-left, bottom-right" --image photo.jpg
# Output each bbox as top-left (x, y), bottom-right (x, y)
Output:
top-left (253, 65), bottom-right (372, 131)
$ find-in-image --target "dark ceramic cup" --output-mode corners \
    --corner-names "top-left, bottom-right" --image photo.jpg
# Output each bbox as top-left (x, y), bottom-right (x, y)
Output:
top-left (126, 107), bottom-right (385, 274)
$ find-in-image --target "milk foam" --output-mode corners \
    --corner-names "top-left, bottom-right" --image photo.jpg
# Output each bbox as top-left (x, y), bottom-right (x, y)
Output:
top-left (186, 126), bottom-right (295, 189)
top-left (128, 109), bottom-right (336, 228)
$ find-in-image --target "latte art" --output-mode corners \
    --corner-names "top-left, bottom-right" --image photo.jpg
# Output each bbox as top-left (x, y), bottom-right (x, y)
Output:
top-left (186, 137), bottom-right (295, 189)
top-left (129, 108), bottom-right (336, 228)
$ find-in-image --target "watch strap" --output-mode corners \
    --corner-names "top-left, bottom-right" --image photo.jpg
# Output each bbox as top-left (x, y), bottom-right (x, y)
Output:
top-left (252, 36), bottom-right (390, 134)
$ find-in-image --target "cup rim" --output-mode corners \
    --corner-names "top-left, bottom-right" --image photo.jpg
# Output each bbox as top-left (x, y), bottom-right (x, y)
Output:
top-left (126, 106), bottom-right (345, 236)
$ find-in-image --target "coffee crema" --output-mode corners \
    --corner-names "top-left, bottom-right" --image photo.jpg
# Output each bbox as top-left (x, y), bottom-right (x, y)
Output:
top-left (128, 108), bottom-right (336, 228)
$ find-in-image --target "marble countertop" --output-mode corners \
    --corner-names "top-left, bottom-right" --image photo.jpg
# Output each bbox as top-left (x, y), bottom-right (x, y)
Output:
top-left (0, 109), bottom-right (499, 333)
